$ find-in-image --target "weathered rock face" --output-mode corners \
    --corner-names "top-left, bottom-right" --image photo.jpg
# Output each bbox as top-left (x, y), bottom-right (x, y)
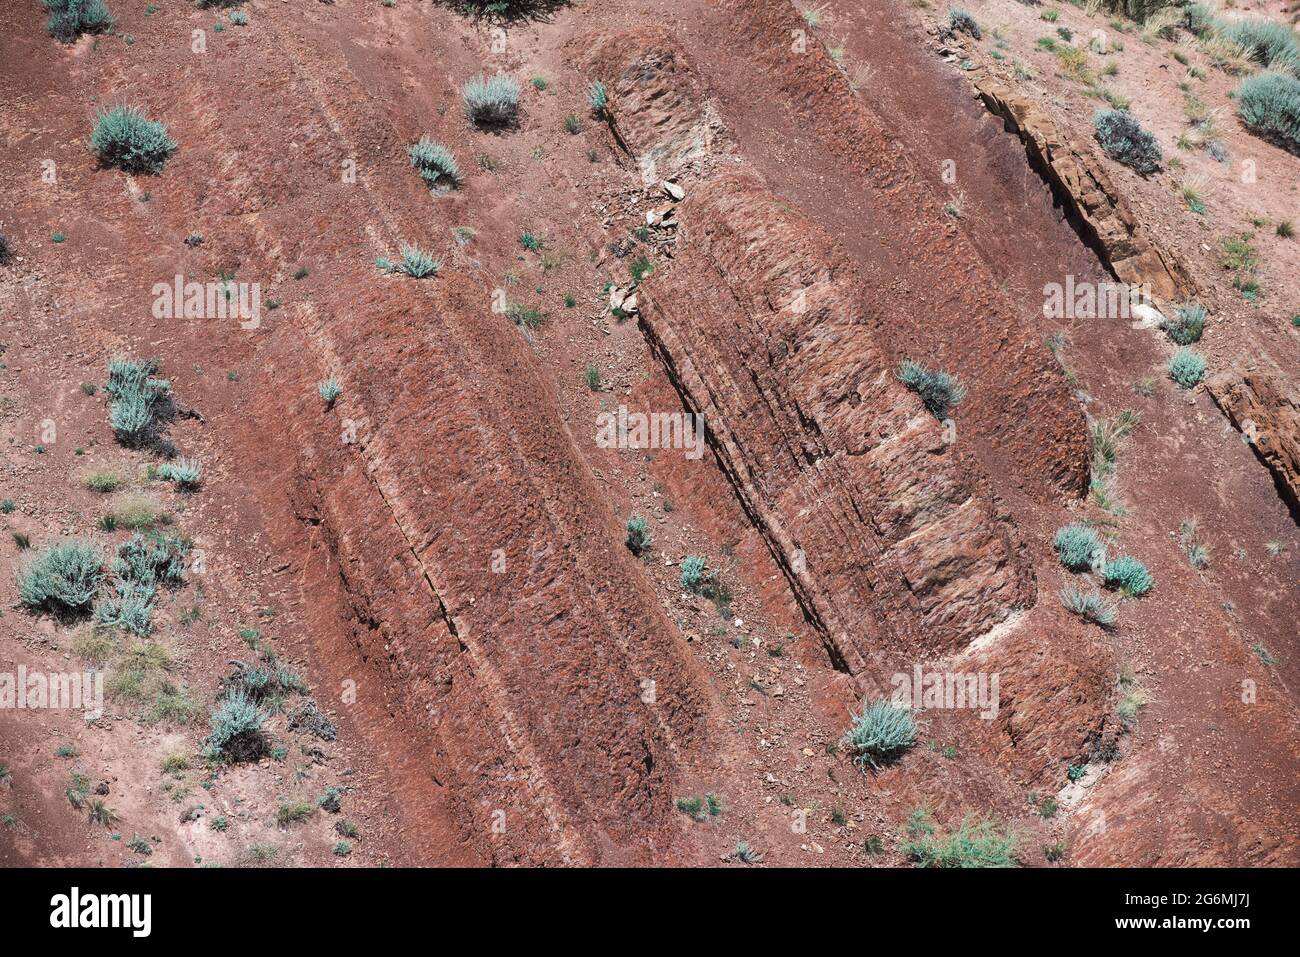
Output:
top-left (579, 27), bottom-right (732, 181)
top-left (640, 168), bottom-right (1035, 676)
top-left (960, 618), bottom-right (1118, 787)
top-left (975, 79), bottom-right (1194, 305)
top-left (244, 268), bottom-right (728, 866)
top-left (1210, 370), bottom-right (1300, 522)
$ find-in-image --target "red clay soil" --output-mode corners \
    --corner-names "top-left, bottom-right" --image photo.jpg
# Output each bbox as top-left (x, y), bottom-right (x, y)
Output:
top-left (1, 0), bottom-right (1296, 868)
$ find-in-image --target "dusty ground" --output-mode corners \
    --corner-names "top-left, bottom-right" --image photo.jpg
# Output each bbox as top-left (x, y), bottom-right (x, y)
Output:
top-left (0, 0), bottom-right (1296, 868)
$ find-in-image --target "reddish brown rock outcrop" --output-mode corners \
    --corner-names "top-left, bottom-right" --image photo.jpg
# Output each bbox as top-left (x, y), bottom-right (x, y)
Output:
top-left (1210, 369), bottom-right (1300, 522)
top-left (578, 27), bottom-right (732, 182)
top-left (975, 79), bottom-right (1195, 305)
top-left (640, 168), bottom-right (1034, 676)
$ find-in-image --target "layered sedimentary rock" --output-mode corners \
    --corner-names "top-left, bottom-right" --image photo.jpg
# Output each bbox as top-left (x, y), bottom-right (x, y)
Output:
top-left (640, 168), bottom-right (1034, 676)
top-left (1210, 369), bottom-right (1300, 522)
top-left (975, 79), bottom-right (1195, 304)
top-left (580, 27), bottom-right (733, 181)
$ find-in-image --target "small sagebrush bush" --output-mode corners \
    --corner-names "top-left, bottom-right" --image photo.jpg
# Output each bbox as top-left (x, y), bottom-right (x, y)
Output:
top-left (318, 378), bottom-right (342, 406)
top-left (898, 360), bottom-right (966, 419)
top-left (1053, 524), bottom-right (1101, 571)
top-left (17, 540), bottom-right (104, 614)
top-left (625, 516), bottom-right (652, 556)
top-left (1093, 109), bottom-right (1162, 174)
top-left (1236, 72), bottom-right (1300, 154)
top-left (408, 136), bottom-right (460, 191)
top-left (1162, 302), bottom-right (1206, 344)
top-left (1060, 586), bottom-right (1118, 628)
top-left (396, 243), bottom-right (441, 278)
top-left (90, 105), bottom-right (177, 175)
top-left (842, 698), bottom-right (917, 770)
top-left (95, 531), bottom-right (188, 636)
top-left (1102, 555), bottom-right (1154, 597)
top-left (105, 356), bottom-right (170, 446)
top-left (948, 8), bottom-right (981, 39)
top-left (902, 808), bottom-right (1018, 868)
top-left (157, 457), bottom-right (202, 490)
top-left (44, 0), bottom-right (115, 43)
top-left (680, 555), bottom-right (706, 592)
top-left (202, 688), bottom-right (268, 763)
top-left (462, 74), bottom-right (521, 129)
top-left (587, 80), bottom-right (608, 113)
top-left (1168, 348), bottom-right (1207, 389)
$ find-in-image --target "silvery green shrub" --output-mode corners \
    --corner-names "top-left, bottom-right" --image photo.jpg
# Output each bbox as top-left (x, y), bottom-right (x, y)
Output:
top-left (462, 74), bottom-right (521, 128)
top-left (1060, 586), bottom-right (1118, 628)
top-left (842, 698), bottom-right (917, 770)
top-left (1236, 72), bottom-right (1300, 153)
top-left (202, 688), bottom-right (268, 762)
top-left (1102, 556), bottom-right (1154, 597)
top-left (90, 105), bottom-right (177, 174)
top-left (898, 360), bottom-right (966, 419)
top-left (44, 0), bottom-right (114, 42)
top-left (1093, 109), bottom-right (1161, 174)
top-left (17, 540), bottom-right (104, 612)
top-left (408, 136), bottom-right (460, 190)
top-left (1168, 348), bottom-right (1207, 389)
top-left (680, 556), bottom-right (706, 592)
top-left (1054, 524), bottom-right (1102, 571)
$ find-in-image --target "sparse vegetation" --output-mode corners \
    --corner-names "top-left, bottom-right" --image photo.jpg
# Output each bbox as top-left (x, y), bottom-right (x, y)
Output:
top-left (1162, 302), bottom-right (1206, 344)
top-left (17, 540), bottom-right (104, 614)
top-left (44, 0), bottom-right (115, 43)
top-left (1053, 524), bottom-right (1101, 572)
top-left (948, 8), bottom-right (981, 40)
top-left (157, 457), bottom-right (202, 490)
top-left (1168, 348), bottom-right (1207, 389)
top-left (897, 360), bottom-right (966, 420)
top-left (201, 688), bottom-right (268, 763)
top-left (106, 356), bottom-right (171, 447)
top-left (1060, 586), bottom-right (1118, 628)
top-left (1101, 555), bottom-right (1154, 597)
top-left (462, 74), bottom-right (521, 129)
top-left (587, 80), bottom-right (608, 114)
top-left (1221, 19), bottom-right (1300, 75)
top-left (408, 136), bottom-right (461, 191)
top-left (624, 516), bottom-right (652, 556)
top-left (90, 105), bottom-right (177, 175)
top-left (1235, 72), bottom-right (1300, 154)
top-left (1093, 108), bottom-right (1162, 173)
top-left (391, 243), bottom-right (441, 278)
top-left (276, 800), bottom-right (314, 826)
top-left (83, 470), bottom-right (124, 493)
top-left (842, 698), bottom-right (917, 771)
top-left (318, 378), bottom-right (343, 407)
top-left (680, 555), bottom-right (706, 593)
top-left (901, 807), bottom-right (1017, 868)
top-left (126, 834), bottom-right (152, 856)
top-left (1252, 644), bottom-right (1277, 666)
